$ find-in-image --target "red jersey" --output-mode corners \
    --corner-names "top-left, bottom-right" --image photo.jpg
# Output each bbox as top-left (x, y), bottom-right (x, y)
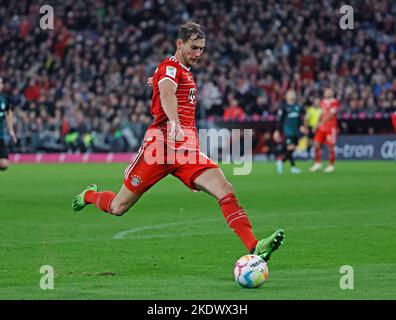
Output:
top-left (319, 98), bottom-right (339, 132)
top-left (147, 56), bottom-right (199, 150)
top-left (391, 112), bottom-right (396, 133)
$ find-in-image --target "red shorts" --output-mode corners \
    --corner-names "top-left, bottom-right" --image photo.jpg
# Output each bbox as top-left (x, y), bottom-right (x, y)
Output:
top-left (314, 127), bottom-right (337, 146)
top-left (123, 139), bottom-right (219, 195)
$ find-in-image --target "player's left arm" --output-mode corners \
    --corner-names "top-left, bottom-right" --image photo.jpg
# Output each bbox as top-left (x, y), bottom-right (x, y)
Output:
top-left (5, 107), bottom-right (17, 144)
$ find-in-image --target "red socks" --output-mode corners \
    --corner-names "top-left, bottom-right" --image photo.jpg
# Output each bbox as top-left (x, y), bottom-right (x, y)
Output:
top-left (315, 145), bottom-right (335, 165)
top-left (219, 193), bottom-right (258, 252)
top-left (315, 145), bottom-right (321, 163)
top-left (329, 145), bottom-right (335, 165)
top-left (84, 191), bottom-right (116, 213)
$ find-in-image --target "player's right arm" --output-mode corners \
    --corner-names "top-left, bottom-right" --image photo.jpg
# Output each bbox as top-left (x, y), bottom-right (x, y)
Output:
top-left (158, 79), bottom-right (184, 141)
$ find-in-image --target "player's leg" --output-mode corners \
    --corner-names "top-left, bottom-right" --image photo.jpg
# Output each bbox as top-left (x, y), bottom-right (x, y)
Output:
top-left (287, 146), bottom-right (300, 173)
top-left (109, 185), bottom-right (142, 216)
top-left (81, 184), bottom-right (142, 216)
top-left (307, 127), bottom-right (314, 155)
top-left (192, 167), bottom-right (284, 261)
top-left (72, 140), bottom-right (169, 215)
top-left (324, 145), bottom-right (335, 173)
top-left (310, 131), bottom-right (324, 172)
top-left (285, 137), bottom-right (300, 174)
top-left (284, 145), bottom-right (295, 166)
top-left (275, 142), bottom-right (285, 174)
top-left (0, 140), bottom-right (10, 171)
top-left (324, 129), bottom-right (336, 173)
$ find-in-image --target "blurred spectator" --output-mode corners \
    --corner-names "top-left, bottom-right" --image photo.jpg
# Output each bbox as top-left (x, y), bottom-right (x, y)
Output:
top-left (223, 97), bottom-right (245, 121)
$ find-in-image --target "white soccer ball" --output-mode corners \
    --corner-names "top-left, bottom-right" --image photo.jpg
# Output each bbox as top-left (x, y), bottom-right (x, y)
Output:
top-left (233, 254), bottom-right (269, 288)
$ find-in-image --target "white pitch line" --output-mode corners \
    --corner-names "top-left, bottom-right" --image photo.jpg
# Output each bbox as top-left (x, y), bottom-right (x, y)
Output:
top-left (116, 230), bottom-right (229, 241)
top-left (113, 218), bottom-right (220, 240)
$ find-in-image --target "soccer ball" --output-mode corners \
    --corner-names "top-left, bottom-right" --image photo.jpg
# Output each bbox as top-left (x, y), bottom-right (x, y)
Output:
top-left (233, 254), bottom-right (269, 288)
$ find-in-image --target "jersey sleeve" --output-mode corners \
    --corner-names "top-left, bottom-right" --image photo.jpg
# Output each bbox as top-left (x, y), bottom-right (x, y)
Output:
top-left (157, 61), bottom-right (182, 88)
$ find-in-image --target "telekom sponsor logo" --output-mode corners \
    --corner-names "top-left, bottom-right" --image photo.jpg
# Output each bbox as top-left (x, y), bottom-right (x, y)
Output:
top-left (9, 153), bottom-right (136, 163)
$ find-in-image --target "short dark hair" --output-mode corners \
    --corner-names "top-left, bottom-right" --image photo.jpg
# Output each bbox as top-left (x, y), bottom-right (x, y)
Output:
top-left (177, 21), bottom-right (205, 42)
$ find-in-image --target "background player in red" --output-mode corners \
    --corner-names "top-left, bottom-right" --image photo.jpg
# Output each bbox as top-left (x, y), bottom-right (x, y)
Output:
top-left (309, 87), bottom-right (339, 173)
top-left (391, 111), bottom-right (396, 134)
top-left (72, 22), bottom-right (284, 261)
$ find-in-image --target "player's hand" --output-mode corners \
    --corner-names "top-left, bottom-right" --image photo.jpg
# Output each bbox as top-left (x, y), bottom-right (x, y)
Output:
top-left (300, 125), bottom-right (308, 135)
top-left (175, 127), bottom-right (185, 141)
top-left (273, 131), bottom-right (281, 143)
top-left (168, 121), bottom-right (184, 141)
top-left (147, 77), bottom-right (153, 88)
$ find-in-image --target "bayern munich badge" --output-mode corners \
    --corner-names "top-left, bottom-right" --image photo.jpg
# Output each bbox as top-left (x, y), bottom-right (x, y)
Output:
top-left (131, 175), bottom-right (142, 187)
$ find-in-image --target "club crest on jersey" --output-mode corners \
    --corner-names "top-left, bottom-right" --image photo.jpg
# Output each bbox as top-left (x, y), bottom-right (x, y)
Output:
top-left (166, 66), bottom-right (177, 79)
top-left (131, 175), bottom-right (142, 187)
top-left (188, 88), bottom-right (196, 104)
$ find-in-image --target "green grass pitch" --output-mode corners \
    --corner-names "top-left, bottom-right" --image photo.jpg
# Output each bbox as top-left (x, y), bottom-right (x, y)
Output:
top-left (0, 161), bottom-right (395, 299)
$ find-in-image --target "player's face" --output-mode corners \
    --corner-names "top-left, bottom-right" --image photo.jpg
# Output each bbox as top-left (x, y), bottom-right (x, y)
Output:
top-left (324, 88), bottom-right (333, 99)
top-left (286, 90), bottom-right (296, 104)
top-left (180, 38), bottom-right (205, 67)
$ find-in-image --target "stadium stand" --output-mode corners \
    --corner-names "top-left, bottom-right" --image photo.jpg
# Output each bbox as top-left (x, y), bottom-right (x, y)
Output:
top-left (0, 0), bottom-right (395, 154)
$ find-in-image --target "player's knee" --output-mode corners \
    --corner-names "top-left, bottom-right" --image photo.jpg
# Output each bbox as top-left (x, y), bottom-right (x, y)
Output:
top-left (111, 207), bottom-right (127, 216)
top-left (222, 180), bottom-right (234, 194)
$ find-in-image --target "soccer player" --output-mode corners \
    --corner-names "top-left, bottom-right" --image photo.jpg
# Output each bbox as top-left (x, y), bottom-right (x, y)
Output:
top-left (304, 97), bottom-right (322, 155)
top-left (309, 87), bottom-right (339, 173)
top-left (72, 22), bottom-right (284, 261)
top-left (273, 90), bottom-right (306, 174)
top-left (0, 77), bottom-right (17, 171)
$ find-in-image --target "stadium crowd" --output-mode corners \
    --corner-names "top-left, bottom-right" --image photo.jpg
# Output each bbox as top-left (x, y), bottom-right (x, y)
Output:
top-left (0, 0), bottom-right (396, 153)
